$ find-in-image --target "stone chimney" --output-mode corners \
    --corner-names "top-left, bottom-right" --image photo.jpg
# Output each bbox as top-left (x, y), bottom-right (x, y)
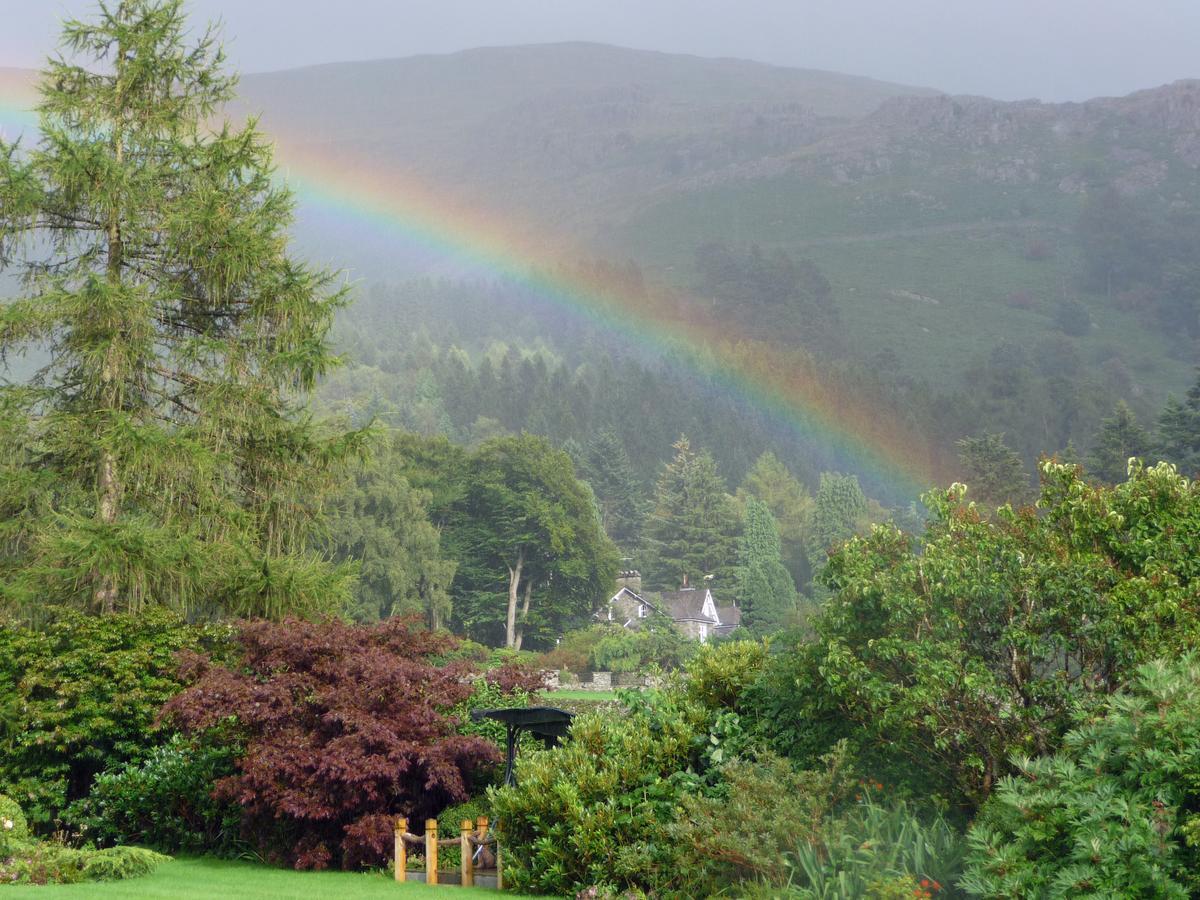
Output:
top-left (616, 570), bottom-right (642, 594)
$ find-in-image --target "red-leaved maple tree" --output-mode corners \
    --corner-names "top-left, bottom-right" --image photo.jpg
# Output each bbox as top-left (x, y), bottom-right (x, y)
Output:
top-left (163, 618), bottom-right (539, 869)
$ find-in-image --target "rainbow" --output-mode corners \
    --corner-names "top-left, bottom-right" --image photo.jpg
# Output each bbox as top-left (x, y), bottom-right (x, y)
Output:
top-left (0, 70), bottom-right (947, 498)
top-left (0, 69), bottom-right (38, 139)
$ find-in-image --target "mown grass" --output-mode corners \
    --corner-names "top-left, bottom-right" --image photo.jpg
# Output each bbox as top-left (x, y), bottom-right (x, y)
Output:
top-left (0, 857), bottom-right (536, 899)
top-left (541, 688), bottom-right (621, 702)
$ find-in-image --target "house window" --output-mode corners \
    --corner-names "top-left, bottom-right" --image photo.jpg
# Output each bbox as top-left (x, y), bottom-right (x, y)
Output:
top-left (700, 624), bottom-right (708, 641)
top-left (638, 603), bottom-right (646, 618)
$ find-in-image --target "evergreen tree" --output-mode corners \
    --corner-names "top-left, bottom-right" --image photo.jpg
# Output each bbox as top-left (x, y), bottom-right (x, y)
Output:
top-left (580, 428), bottom-right (646, 552)
top-left (807, 472), bottom-right (869, 564)
top-left (1157, 370), bottom-right (1200, 474)
top-left (0, 1), bottom-right (364, 618)
top-left (1088, 401), bottom-right (1151, 483)
top-left (643, 436), bottom-right (740, 591)
top-left (736, 498), bottom-right (796, 636)
top-left (736, 450), bottom-right (813, 588)
top-left (955, 432), bottom-right (1030, 508)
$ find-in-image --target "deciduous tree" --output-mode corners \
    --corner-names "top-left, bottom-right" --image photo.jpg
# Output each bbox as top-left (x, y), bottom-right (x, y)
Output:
top-left (451, 434), bottom-right (618, 648)
top-left (816, 460), bottom-right (1200, 806)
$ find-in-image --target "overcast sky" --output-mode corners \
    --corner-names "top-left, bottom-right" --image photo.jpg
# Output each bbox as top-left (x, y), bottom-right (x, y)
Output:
top-left (2, 0), bottom-right (1197, 102)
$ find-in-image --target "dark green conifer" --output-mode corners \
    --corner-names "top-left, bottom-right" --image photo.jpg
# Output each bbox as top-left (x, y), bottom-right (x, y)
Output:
top-left (643, 436), bottom-right (740, 590)
top-left (736, 497), bottom-right (796, 636)
top-left (1087, 401), bottom-right (1151, 484)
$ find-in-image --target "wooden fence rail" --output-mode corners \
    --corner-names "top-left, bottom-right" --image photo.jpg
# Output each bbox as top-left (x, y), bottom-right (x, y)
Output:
top-left (394, 816), bottom-right (501, 889)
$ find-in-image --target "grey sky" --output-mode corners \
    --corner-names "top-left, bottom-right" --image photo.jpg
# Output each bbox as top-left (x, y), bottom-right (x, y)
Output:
top-left (2, 0), bottom-right (1197, 102)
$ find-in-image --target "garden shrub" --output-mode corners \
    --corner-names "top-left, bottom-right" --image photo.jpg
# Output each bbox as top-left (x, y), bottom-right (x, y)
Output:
top-left (685, 639), bottom-right (767, 710)
top-left (740, 632), bottom-right (958, 803)
top-left (671, 746), bottom-right (963, 898)
top-left (0, 794), bottom-right (32, 859)
top-left (489, 688), bottom-right (711, 897)
top-left (536, 626), bottom-right (608, 672)
top-left (162, 618), bottom-right (514, 870)
top-left (672, 745), bottom-right (855, 887)
top-left (65, 735), bottom-right (242, 855)
top-left (789, 795), bottom-right (964, 899)
top-left (814, 461), bottom-right (1200, 807)
top-left (0, 843), bottom-right (169, 885)
top-left (0, 609), bottom-right (231, 827)
top-left (0, 794), bottom-right (166, 885)
top-left (960, 656), bottom-right (1200, 898)
top-left (591, 628), bottom-right (647, 673)
top-left (540, 622), bottom-right (697, 676)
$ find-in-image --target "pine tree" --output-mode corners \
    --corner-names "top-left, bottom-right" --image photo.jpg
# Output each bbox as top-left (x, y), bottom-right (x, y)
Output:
top-left (643, 436), bottom-right (740, 591)
top-left (955, 432), bottom-right (1030, 508)
top-left (807, 472), bottom-right (869, 563)
top-left (1157, 370), bottom-right (1200, 475)
top-left (581, 428), bottom-right (646, 552)
top-left (736, 497), bottom-right (796, 636)
top-left (1088, 401), bottom-right (1151, 483)
top-left (0, 1), bottom-right (365, 618)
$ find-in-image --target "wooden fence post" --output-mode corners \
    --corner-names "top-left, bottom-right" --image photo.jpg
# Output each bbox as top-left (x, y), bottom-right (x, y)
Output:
top-left (461, 819), bottom-right (474, 886)
top-left (426, 818), bottom-right (438, 885)
top-left (394, 817), bottom-right (407, 883)
top-left (476, 815), bottom-right (489, 872)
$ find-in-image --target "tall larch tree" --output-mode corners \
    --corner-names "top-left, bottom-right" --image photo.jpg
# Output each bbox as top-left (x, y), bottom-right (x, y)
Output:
top-left (0, 1), bottom-right (365, 619)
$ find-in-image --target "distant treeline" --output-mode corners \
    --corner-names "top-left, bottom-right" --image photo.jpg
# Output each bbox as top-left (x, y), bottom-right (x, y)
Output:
top-left (320, 244), bottom-right (1182, 502)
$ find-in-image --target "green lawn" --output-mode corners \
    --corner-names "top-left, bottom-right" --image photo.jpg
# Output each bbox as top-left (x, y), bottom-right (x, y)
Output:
top-left (0, 857), bottom-right (531, 899)
top-left (541, 688), bottom-right (620, 702)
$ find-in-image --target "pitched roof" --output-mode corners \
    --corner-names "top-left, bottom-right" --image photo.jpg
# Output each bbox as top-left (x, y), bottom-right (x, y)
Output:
top-left (715, 605), bottom-right (742, 627)
top-left (657, 588), bottom-right (718, 624)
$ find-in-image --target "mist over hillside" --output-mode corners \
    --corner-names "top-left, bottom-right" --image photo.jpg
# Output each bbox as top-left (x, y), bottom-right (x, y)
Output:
top-left (4, 43), bottom-right (1200, 498)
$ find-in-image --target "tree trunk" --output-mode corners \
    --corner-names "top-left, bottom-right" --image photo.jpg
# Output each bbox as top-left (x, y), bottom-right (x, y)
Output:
top-left (505, 547), bottom-right (524, 648)
top-left (513, 578), bottom-right (533, 651)
top-left (94, 57), bottom-right (125, 615)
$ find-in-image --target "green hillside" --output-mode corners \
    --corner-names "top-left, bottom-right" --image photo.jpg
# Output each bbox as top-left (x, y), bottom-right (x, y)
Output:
top-left (607, 164), bottom-right (1193, 394)
top-left (236, 48), bottom-right (1200, 414)
top-left (7, 45), bottom-right (1200, 477)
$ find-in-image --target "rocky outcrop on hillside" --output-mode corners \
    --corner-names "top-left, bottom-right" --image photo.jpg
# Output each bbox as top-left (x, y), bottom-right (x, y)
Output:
top-left (745, 80), bottom-right (1200, 198)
